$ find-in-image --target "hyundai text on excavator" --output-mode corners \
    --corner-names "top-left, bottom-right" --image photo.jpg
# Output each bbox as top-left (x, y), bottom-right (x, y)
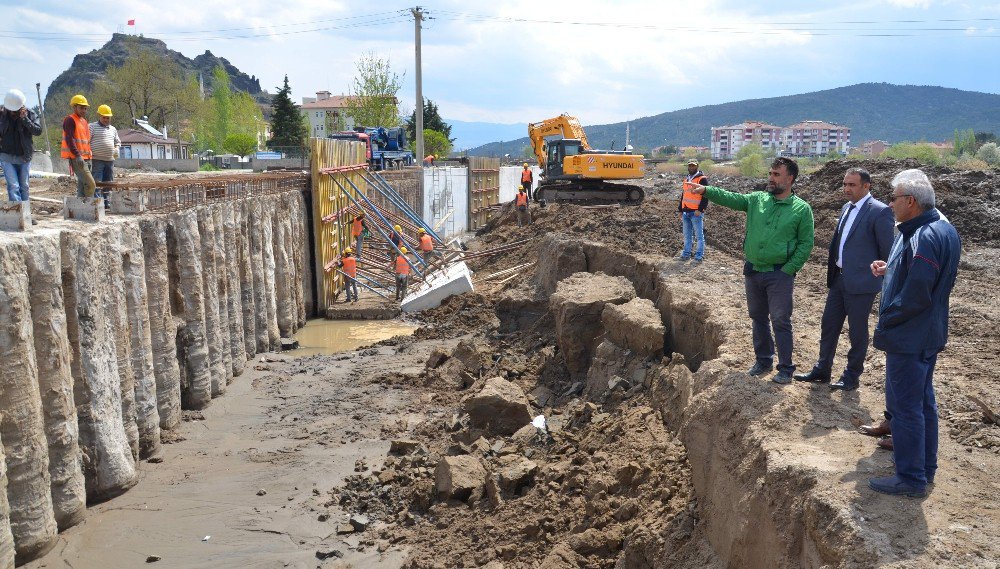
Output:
top-left (528, 114), bottom-right (645, 205)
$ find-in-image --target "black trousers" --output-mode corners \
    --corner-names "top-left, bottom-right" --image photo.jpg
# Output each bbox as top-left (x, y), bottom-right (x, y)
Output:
top-left (813, 272), bottom-right (877, 382)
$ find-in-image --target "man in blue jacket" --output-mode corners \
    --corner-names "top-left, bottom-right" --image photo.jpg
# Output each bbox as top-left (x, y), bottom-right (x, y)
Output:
top-left (868, 169), bottom-right (960, 498)
top-left (795, 168), bottom-right (895, 391)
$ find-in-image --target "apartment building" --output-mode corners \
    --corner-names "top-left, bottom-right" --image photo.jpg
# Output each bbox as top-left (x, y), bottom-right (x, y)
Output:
top-left (301, 91), bottom-right (354, 138)
top-left (711, 120), bottom-right (851, 159)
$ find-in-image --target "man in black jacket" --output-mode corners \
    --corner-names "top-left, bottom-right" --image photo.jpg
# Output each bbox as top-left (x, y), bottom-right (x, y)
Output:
top-left (0, 89), bottom-right (43, 206)
top-left (795, 168), bottom-right (894, 390)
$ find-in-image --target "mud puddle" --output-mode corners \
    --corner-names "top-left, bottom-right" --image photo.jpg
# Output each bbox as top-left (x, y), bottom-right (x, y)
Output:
top-left (291, 318), bottom-right (418, 356)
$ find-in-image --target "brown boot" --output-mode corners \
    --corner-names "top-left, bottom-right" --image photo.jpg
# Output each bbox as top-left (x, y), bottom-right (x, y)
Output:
top-left (858, 419), bottom-right (891, 437)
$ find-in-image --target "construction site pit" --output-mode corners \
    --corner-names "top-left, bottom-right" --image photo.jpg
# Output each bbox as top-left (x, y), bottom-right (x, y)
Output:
top-left (8, 158), bottom-right (999, 568)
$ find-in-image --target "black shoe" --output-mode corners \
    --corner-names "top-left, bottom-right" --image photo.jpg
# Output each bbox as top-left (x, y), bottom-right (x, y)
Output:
top-left (794, 369), bottom-right (831, 383)
top-left (830, 377), bottom-right (859, 391)
top-left (747, 361), bottom-right (773, 376)
top-left (772, 370), bottom-right (793, 384)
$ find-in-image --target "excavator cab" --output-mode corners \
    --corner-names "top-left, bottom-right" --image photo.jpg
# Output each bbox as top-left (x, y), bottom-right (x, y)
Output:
top-left (544, 139), bottom-right (584, 179)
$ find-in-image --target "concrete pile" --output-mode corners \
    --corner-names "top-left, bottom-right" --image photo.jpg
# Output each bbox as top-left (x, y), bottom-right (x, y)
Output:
top-left (0, 190), bottom-right (310, 565)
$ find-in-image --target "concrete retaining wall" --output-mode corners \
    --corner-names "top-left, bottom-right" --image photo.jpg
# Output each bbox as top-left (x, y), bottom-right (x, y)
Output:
top-left (249, 158), bottom-right (309, 172)
top-left (423, 167), bottom-right (469, 237)
top-left (0, 190), bottom-right (310, 564)
top-left (499, 166), bottom-right (539, 203)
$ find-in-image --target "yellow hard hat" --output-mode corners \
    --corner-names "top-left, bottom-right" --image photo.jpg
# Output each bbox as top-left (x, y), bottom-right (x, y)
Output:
top-left (418, 227), bottom-right (426, 233)
top-left (523, 162), bottom-right (529, 167)
top-left (97, 104), bottom-right (113, 117)
top-left (399, 247), bottom-right (408, 254)
top-left (70, 94), bottom-right (89, 107)
top-left (344, 247), bottom-right (353, 254)
top-left (393, 224), bottom-right (402, 231)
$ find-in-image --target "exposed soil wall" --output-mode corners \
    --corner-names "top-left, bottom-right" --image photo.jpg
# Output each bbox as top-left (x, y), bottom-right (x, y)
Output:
top-left (0, 190), bottom-right (310, 565)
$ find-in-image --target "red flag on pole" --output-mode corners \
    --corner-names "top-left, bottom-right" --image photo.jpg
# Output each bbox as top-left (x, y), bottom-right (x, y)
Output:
top-left (127, 19), bottom-right (135, 26)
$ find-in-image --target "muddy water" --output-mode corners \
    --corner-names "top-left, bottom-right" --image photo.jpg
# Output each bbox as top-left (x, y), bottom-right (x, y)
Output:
top-left (291, 319), bottom-right (418, 356)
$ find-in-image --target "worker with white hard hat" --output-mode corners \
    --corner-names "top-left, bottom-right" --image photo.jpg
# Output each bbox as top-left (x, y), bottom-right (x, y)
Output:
top-left (0, 88), bottom-right (43, 213)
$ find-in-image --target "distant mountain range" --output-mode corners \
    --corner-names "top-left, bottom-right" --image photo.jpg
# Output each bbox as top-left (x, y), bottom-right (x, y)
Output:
top-left (466, 83), bottom-right (1000, 156)
top-left (446, 119), bottom-right (527, 151)
top-left (44, 33), bottom-right (266, 114)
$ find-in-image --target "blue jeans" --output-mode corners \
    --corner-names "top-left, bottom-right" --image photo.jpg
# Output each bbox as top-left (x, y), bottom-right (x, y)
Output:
top-left (744, 267), bottom-right (796, 373)
top-left (885, 350), bottom-right (939, 488)
top-left (92, 160), bottom-right (114, 201)
top-left (1, 160), bottom-right (30, 201)
top-left (681, 211), bottom-right (705, 259)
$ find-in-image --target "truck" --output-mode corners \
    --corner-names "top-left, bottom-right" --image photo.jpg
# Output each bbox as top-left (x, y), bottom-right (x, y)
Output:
top-left (328, 127), bottom-right (415, 170)
top-left (528, 114), bottom-right (645, 205)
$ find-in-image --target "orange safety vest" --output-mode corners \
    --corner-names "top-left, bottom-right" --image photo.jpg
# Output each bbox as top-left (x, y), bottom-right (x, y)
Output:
top-left (60, 113), bottom-right (92, 160)
top-left (420, 234), bottom-right (433, 252)
top-left (395, 254), bottom-right (411, 276)
top-left (521, 169), bottom-right (532, 183)
top-left (516, 192), bottom-right (528, 207)
top-left (680, 173), bottom-right (706, 211)
top-left (352, 217), bottom-right (363, 237)
top-left (341, 255), bottom-right (357, 278)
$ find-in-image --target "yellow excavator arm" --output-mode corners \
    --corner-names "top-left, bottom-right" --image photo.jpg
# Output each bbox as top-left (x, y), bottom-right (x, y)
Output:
top-left (528, 114), bottom-right (590, 168)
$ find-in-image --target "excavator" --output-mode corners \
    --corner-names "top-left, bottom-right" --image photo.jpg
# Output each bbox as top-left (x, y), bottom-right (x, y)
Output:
top-left (528, 114), bottom-right (645, 205)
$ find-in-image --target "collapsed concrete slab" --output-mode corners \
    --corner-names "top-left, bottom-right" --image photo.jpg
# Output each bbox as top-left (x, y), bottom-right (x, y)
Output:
top-left (400, 261), bottom-right (475, 313)
top-left (0, 201), bottom-right (30, 231)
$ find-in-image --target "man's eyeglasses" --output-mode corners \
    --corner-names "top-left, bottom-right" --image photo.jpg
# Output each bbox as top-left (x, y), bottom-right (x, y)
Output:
top-left (889, 194), bottom-right (912, 202)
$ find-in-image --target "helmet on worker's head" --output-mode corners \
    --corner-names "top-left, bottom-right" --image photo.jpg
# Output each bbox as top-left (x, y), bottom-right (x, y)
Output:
top-left (393, 224), bottom-right (402, 231)
top-left (418, 228), bottom-right (426, 234)
top-left (687, 159), bottom-right (699, 166)
top-left (3, 89), bottom-right (26, 112)
top-left (344, 247), bottom-right (353, 254)
top-left (97, 104), bottom-right (113, 117)
top-left (399, 247), bottom-right (408, 254)
top-left (70, 94), bottom-right (89, 107)
top-left (523, 162), bottom-right (529, 168)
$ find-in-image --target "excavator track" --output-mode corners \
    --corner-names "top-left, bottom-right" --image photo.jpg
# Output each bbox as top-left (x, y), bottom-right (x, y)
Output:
top-left (534, 181), bottom-right (645, 206)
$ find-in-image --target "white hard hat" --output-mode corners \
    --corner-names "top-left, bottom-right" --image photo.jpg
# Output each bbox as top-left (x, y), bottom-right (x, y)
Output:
top-left (3, 89), bottom-right (26, 112)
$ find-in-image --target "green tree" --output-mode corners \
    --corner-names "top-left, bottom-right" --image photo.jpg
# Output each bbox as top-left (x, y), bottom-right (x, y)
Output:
top-left (344, 51), bottom-right (403, 128)
top-left (881, 142), bottom-right (941, 166)
top-left (195, 66), bottom-right (264, 153)
top-left (405, 99), bottom-right (453, 143)
top-left (224, 132), bottom-right (258, 158)
top-left (975, 131), bottom-right (997, 148)
top-left (268, 75), bottom-right (308, 148)
top-left (976, 142), bottom-right (1000, 165)
top-left (953, 128), bottom-right (976, 156)
top-left (736, 143), bottom-right (767, 177)
top-left (423, 129), bottom-right (452, 159)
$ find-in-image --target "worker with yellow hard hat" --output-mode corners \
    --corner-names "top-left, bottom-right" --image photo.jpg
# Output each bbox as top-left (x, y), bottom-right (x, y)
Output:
top-left (89, 103), bottom-right (121, 200)
top-left (336, 247), bottom-right (359, 303)
top-left (61, 94), bottom-right (96, 198)
top-left (417, 226), bottom-right (444, 272)
top-left (391, 246), bottom-right (411, 300)
top-left (520, 161), bottom-right (533, 200)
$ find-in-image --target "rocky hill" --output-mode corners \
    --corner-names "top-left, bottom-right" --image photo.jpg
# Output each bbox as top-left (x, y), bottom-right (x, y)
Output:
top-left (469, 83), bottom-right (1000, 155)
top-left (45, 33), bottom-right (266, 111)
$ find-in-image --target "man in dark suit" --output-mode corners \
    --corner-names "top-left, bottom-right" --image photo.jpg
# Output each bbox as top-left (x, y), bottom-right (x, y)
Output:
top-left (795, 167), bottom-right (895, 391)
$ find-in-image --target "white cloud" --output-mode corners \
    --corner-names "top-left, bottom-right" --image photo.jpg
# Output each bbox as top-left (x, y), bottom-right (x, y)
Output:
top-left (0, 43), bottom-right (44, 64)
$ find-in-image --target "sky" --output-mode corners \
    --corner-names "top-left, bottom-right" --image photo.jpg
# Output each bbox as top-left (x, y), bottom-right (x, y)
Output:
top-left (2, 0), bottom-right (999, 134)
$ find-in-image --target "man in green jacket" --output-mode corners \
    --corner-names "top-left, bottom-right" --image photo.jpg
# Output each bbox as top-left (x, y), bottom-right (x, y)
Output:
top-left (688, 157), bottom-right (814, 384)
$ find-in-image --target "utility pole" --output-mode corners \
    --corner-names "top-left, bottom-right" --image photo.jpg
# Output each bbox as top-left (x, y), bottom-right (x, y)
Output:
top-left (411, 6), bottom-right (424, 167)
top-left (35, 82), bottom-right (52, 155)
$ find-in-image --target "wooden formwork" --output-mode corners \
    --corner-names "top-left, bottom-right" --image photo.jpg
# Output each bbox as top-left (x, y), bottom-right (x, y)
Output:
top-left (310, 138), bottom-right (368, 311)
top-left (468, 156), bottom-right (500, 231)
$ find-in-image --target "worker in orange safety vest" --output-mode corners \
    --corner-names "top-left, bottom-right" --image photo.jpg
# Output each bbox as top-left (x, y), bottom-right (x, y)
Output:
top-left (351, 212), bottom-right (368, 257)
top-left (390, 246), bottom-right (412, 300)
top-left (418, 227), bottom-right (443, 272)
top-left (61, 94), bottom-right (96, 198)
top-left (678, 159), bottom-right (708, 263)
top-left (336, 248), bottom-right (359, 303)
top-left (520, 162), bottom-right (533, 200)
top-left (515, 186), bottom-right (531, 227)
